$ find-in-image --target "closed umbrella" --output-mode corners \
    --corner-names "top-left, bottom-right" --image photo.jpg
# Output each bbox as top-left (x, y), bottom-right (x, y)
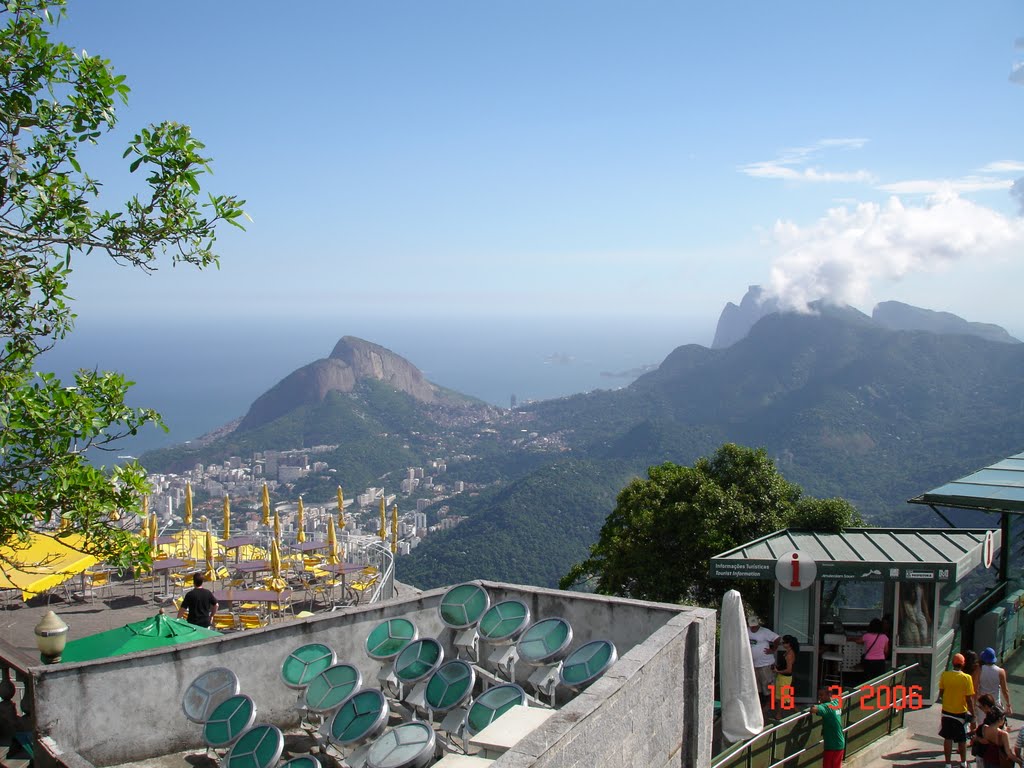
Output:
top-left (391, 505), bottom-right (398, 554)
top-left (266, 538), bottom-right (286, 592)
top-left (327, 518), bottom-right (339, 565)
top-left (222, 494), bottom-right (231, 540)
top-left (337, 486), bottom-right (346, 531)
top-left (720, 589), bottom-right (763, 742)
top-left (262, 483), bottom-right (271, 526)
top-left (378, 496), bottom-right (386, 541)
top-left (141, 495), bottom-right (148, 526)
top-left (204, 528), bottom-right (215, 580)
top-left (296, 497), bottom-right (306, 543)
top-left (148, 513), bottom-right (157, 550)
top-left (273, 507), bottom-right (281, 541)
top-left (184, 482), bottom-right (193, 527)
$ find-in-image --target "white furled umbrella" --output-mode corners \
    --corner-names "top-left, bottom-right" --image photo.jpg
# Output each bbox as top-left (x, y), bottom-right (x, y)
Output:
top-left (720, 589), bottom-right (763, 742)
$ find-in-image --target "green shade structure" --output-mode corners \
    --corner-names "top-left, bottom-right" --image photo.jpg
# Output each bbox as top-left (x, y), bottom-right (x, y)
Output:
top-left (465, 684), bottom-right (526, 736)
top-left (365, 618), bottom-right (417, 661)
top-left (478, 600), bottom-right (531, 645)
top-left (182, 667), bottom-right (240, 723)
top-left (425, 660), bottom-right (476, 712)
top-left (394, 638), bottom-right (444, 684)
top-left (203, 694), bottom-right (256, 749)
top-left (366, 721), bottom-right (436, 768)
top-left (224, 724), bottom-right (284, 768)
top-left (281, 643), bottom-right (337, 690)
top-left (61, 613), bottom-right (221, 664)
top-left (560, 639), bottom-right (618, 691)
top-left (327, 689), bottom-right (389, 747)
top-left (516, 618), bottom-right (573, 666)
top-left (302, 663), bottom-right (362, 714)
top-left (438, 583), bottom-right (491, 629)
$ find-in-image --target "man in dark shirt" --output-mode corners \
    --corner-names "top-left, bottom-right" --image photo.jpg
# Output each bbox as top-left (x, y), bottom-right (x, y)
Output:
top-left (177, 573), bottom-right (218, 628)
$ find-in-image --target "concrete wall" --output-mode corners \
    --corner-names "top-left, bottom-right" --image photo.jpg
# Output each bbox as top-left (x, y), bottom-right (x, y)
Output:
top-left (28, 582), bottom-right (715, 768)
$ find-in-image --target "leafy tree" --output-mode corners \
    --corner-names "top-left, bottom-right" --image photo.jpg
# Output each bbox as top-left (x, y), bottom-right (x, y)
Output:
top-left (560, 444), bottom-right (863, 617)
top-left (0, 0), bottom-right (244, 571)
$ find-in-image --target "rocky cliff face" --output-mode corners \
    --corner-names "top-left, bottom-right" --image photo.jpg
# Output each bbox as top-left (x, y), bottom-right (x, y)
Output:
top-left (711, 285), bottom-right (780, 349)
top-left (237, 336), bottom-right (441, 432)
top-left (872, 301), bottom-right (1020, 344)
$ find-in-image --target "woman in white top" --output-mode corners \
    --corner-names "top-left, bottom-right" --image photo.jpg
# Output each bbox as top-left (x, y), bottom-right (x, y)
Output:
top-left (974, 647), bottom-right (1011, 722)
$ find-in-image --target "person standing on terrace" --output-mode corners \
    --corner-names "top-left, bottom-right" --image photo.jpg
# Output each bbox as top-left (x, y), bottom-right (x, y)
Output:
top-left (178, 573), bottom-right (219, 629)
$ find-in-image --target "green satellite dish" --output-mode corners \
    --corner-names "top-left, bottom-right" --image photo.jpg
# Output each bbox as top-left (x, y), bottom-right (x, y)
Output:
top-left (224, 724), bottom-right (284, 768)
top-left (365, 618), bottom-right (418, 661)
top-left (425, 660), bottom-right (476, 712)
top-left (281, 643), bottom-right (337, 689)
top-left (560, 639), bottom-right (617, 691)
top-left (438, 583), bottom-right (491, 629)
top-left (516, 618), bottom-right (573, 666)
top-left (394, 638), bottom-right (444, 684)
top-left (465, 683), bottom-right (526, 736)
top-left (478, 600), bottom-right (531, 645)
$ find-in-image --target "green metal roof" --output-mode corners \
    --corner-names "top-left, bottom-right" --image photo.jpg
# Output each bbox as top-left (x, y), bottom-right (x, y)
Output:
top-left (909, 452), bottom-right (1024, 513)
top-left (709, 527), bottom-right (998, 583)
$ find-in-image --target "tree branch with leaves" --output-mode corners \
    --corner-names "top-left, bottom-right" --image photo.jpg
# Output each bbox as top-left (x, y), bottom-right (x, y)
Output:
top-left (0, 0), bottom-right (245, 572)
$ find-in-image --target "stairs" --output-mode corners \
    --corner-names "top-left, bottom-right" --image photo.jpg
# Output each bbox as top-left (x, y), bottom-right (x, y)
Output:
top-left (0, 735), bottom-right (32, 768)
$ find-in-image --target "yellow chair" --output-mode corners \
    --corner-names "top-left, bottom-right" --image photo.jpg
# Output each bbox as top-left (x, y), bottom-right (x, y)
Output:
top-left (348, 570), bottom-right (380, 604)
top-left (212, 613), bottom-right (238, 632)
top-left (238, 613), bottom-right (268, 630)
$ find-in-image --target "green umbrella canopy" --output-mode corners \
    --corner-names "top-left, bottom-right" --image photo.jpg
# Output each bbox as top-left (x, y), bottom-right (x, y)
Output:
top-left (61, 612), bottom-right (221, 663)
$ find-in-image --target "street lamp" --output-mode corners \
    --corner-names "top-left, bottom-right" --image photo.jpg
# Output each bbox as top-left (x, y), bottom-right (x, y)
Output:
top-left (34, 611), bottom-right (68, 664)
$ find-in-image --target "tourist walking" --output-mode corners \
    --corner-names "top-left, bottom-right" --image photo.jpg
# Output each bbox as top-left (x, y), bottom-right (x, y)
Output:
top-left (809, 686), bottom-right (845, 768)
top-left (177, 573), bottom-right (219, 629)
top-left (747, 614), bottom-right (780, 716)
top-left (771, 635), bottom-right (799, 719)
top-left (974, 647), bottom-right (1012, 719)
top-left (939, 653), bottom-right (977, 768)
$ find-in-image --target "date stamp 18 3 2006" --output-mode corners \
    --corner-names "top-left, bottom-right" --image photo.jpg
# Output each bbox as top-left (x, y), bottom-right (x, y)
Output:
top-left (768, 684), bottom-right (926, 711)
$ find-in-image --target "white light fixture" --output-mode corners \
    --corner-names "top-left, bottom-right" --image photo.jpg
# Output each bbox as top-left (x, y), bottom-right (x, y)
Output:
top-left (34, 611), bottom-right (69, 664)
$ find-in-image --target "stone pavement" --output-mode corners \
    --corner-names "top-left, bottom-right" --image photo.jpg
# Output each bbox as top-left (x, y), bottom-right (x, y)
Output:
top-left (0, 575), bottom-right (167, 661)
top-left (851, 650), bottom-right (1024, 768)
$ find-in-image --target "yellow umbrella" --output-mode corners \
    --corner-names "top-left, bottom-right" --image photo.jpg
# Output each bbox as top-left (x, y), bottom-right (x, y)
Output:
top-left (184, 482), bottom-right (193, 527)
top-left (273, 507), bottom-right (281, 541)
top-left (378, 496), bottom-right (386, 541)
top-left (148, 513), bottom-right (157, 550)
top-left (262, 483), bottom-right (271, 526)
top-left (296, 497), bottom-right (306, 543)
top-left (391, 504), bottom-right (398, 554)
top-left (222, 494), bottom-right (231, 540)
top-left (337, 486), bottom-right (346, 531)
top-left (327, 517), bottom-right (339, 565)
top-left (0, 533), bottom-right (99, 601)
top-left (204, 528), bottom-right (215, 580)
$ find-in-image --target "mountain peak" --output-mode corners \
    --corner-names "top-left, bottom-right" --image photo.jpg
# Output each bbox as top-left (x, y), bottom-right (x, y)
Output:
top-left (872, 301), bottom-right (1020, 344)
top-left (236, 336), bottom-right (438, 432)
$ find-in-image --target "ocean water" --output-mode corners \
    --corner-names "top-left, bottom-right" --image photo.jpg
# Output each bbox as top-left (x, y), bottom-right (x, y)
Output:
top-left (38, 314), bottom-right (713, 458)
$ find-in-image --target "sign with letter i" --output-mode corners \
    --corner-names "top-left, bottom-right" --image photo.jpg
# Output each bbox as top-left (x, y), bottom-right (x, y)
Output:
top-left (775, 550), bottom-right (816, 591)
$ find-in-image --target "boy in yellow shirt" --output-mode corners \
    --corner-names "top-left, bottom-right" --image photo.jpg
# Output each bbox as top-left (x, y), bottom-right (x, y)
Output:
top-left (938, 653), bottom-right (976, 768)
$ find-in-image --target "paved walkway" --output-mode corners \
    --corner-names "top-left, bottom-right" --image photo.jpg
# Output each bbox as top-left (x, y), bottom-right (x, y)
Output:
top-left (0, 576), bottom-right (168, 662)
top-left (853, 650), bottom-right (1024, 768)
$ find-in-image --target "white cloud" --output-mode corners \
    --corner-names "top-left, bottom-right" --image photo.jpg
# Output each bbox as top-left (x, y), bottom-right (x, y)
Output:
top-left (740, 138), bottom-right (875, 184)
top-left (878, 176), bottom-right (1014, 194)
top-left (1012, 61), bottom-right (1024, 85)
top-left (977, 160), bottom-right (1024, 174)
top-left (764, 191), bottom-right (1024, 311)
top-left (1012, 178), bottom-right (1024, 215)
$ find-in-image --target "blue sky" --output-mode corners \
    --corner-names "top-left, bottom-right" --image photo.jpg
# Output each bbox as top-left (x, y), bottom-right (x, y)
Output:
top-left (54, 2), bottom-right (1024, 333)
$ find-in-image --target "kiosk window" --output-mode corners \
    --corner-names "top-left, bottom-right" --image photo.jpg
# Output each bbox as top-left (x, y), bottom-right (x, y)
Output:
top-left (778, 586), bottom-right (813, 644)
top-left (899, 582), bottom-right (934, 647)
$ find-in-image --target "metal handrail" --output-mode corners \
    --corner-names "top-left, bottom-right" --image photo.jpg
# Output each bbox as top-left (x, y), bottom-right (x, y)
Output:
top-left (364, 540), bottom-right (395, 603)
top-left (712, 663), bottom-right (920, 768)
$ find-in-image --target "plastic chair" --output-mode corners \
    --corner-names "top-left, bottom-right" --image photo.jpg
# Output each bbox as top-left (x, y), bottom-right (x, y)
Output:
top-left (213, 613), bottom-right (239, 632)
top-left (239, 613), bottom-right (269, 630)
